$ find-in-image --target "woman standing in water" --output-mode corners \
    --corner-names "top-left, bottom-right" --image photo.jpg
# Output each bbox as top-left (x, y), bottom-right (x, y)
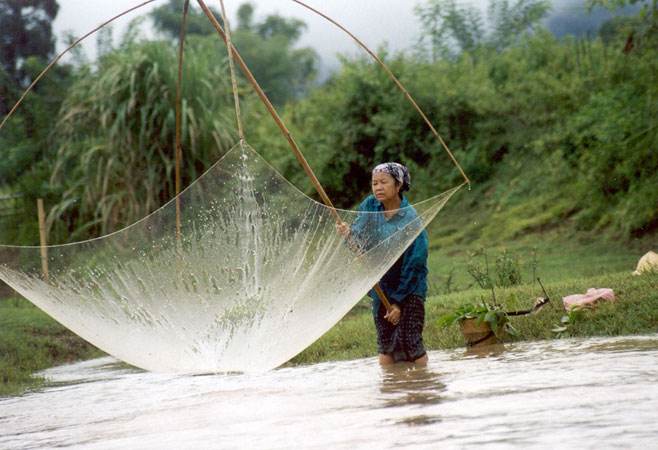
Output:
top-left (336, 162), bottom-right (429, 366)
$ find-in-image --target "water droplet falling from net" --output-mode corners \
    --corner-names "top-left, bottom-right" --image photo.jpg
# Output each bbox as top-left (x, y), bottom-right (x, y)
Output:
top-left (0, 141), bottom-right (460, 373)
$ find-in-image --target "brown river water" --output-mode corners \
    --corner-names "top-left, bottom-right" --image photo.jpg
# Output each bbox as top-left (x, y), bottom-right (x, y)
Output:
top-left (2, 335), bottom-right (658, 449)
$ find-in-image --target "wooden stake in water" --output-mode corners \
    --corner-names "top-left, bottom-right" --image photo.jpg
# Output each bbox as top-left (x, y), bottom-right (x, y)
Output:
top-left (37, 199), bottom-right (50, 283)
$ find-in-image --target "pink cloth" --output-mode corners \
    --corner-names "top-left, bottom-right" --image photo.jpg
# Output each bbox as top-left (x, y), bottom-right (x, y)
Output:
top-left (562, 288), bottom-right (615, 310)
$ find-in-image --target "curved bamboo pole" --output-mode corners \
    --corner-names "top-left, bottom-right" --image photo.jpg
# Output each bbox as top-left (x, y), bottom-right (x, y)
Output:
top-left (0, 0), bottom-right (158, 133)
top-left (196, 0), bottom-right (394, 312)
top-left (292, 0), bottom-right (470, 186)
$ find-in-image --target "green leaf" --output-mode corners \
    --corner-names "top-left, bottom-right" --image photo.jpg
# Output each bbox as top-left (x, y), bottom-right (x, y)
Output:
top-left (485, 310), bottom-right (499, 335)
top-left (506, 324), bottom-right (519, 337)
top-left (436, 313), bottom-right (458, 328)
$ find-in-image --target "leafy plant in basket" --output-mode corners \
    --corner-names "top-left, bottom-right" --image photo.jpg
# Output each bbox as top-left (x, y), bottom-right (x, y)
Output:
top-left (436, 300), bottom-right (518, 340)
top-left (436, 248), bottom-right (550, 345)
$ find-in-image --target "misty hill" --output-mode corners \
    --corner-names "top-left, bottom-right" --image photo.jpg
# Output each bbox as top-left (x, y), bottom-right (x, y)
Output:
top-left (547, 0), bottom-right (641, 38)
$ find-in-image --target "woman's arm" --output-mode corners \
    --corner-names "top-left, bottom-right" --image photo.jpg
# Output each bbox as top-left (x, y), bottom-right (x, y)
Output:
top-left (335, 197), bottom-right (376, 253)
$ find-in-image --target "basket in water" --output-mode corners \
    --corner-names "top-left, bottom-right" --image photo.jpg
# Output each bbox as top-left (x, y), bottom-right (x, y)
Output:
top-left (459, 318), bottom-right (503, 348)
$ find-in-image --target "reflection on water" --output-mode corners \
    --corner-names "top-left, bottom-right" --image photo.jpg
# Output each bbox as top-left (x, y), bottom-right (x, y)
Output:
top-left (380, 364), bottom-right (446, 427)
top-left (463, 342), bottom-right (506, 358)
top-left (380, 364), bottom-right (446, 408)
top-left (2, 335), bottom-right (658, 449)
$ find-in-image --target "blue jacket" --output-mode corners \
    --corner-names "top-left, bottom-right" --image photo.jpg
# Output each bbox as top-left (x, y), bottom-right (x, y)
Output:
top-left (350, 195), bottom-right (428, 316)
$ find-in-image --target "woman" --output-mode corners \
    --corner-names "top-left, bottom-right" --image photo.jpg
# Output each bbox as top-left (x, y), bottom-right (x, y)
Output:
top-left (336, 162), bottom-right (429, 366)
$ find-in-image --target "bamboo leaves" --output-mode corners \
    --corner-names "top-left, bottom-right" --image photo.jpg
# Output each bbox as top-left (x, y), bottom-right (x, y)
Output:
top-left (48, 37), bottom-right (248, 241)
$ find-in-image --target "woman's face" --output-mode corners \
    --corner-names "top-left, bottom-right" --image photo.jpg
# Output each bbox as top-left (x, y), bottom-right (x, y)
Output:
top-left (371, 172), bottom-right (400, 203)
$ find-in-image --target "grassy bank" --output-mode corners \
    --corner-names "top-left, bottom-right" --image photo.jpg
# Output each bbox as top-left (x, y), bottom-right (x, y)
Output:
top-left (0, 298), bottom-right (102, 397)
top-left (425, 228), bottom-right (650, 297)
top-left (290, 270), bottom-right (658, 365)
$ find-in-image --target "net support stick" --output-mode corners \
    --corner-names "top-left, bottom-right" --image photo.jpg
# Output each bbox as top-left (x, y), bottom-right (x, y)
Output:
top-left (37, 199), bottom-right (50, 283)
top-left (175, 0), bottom-right (190, 256)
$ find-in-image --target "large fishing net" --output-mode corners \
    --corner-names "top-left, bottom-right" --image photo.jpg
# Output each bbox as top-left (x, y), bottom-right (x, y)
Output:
top-left (0, 141), bottom-right (460, 373)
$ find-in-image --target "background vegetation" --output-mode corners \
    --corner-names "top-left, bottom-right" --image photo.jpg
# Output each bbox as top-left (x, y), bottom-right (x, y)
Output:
top-left (2, 0), bottom-right (655, 245)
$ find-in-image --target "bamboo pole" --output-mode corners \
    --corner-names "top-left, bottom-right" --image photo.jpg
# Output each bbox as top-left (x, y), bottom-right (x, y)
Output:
top-left (197, 0), bottom-right (394, 313)
top-left (37, 199), bottom-right (50, 283)
top-left (175, 0), bottom-right (190, 253)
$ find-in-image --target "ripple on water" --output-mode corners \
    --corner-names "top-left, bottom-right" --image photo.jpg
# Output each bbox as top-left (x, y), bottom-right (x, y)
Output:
top-left (1, 335), bottom-right (658, 449)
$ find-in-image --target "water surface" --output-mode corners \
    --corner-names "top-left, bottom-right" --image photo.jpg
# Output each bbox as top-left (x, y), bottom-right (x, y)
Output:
top-left (2, 335), bottom-right (658, 449)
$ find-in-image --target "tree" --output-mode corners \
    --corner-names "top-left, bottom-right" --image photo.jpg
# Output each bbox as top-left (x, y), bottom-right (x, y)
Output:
top-left (414, 0), bottom-right (551, 60)
top-left (0, 0), bottom-right (59, 87)
top-left (487, 0), bottom-right (552, 49)
top-left (150, 0), bottom-right (217, 39)
top-left (587, 0), bottom-right (658, 50)
top-left (414, 0), bottom-right (484, 60)
top-left (150, 1), bottom-right (317, 106)
top-left (0, 63), bottom-right (18, 117)
top-left (0, 0), bottom-right (68, 198)
top-left (0, 56), bottom-right (71, 185)
top-left (231, 4), bottom-right (317, 105)
top-left (43, 36), bottom-right (259, 242)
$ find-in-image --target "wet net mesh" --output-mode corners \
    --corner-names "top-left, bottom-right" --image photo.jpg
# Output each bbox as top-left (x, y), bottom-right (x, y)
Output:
top-left (0, 141), bottom-right (460, 373)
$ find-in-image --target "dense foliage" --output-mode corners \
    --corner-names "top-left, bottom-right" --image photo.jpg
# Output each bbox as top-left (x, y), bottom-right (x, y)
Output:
top-left (150, 0), bottom-right (318, 106)
top-left (0, 0), bottom-right (59, 89)
top-left (259, 8), bottom-right (657, 239)
top-left (0, 0), bottom-right (63, 185)
top-left (44, 33), bottom-right (264, 242)
top-left (0, 0), bottom-right (656, 246)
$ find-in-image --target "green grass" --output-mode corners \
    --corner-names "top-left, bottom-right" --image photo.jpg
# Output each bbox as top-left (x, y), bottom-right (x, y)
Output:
top-left (290, 269), bottom-right (658, 365)
top-left (425, 230), bottom-right (648, 296)
top-left (0, 298), bottom-right (102, 397)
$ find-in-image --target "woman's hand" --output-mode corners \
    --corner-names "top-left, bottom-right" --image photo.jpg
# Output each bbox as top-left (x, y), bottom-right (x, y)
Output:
top-left (335, 221), bottom-right (350, 237)
top-left (384, 304), bottom-right (401, 326)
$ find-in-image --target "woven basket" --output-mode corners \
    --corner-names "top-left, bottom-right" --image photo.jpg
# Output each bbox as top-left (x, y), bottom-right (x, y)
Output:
top-left (459, 318), bottom-right (503, 347)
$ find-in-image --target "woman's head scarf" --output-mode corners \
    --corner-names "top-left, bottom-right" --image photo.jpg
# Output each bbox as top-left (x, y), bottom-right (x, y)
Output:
top-left (372, 162), bottom-right (411, 192)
